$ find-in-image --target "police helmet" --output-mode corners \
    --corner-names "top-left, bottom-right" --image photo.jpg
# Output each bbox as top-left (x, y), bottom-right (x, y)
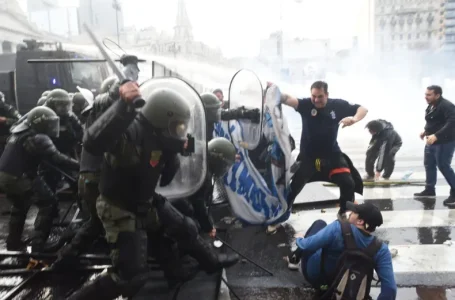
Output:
top-left (72, 92), bottom-right (89, 115)
top-left (208, 137), bottom-right (236, 178)
top-left (37, 97), bottom-right (47, 106)
top-left (45, 89), bottom-right (72, 117)
top-left (12, 106), bottom-right (60, 138)
top-left (100, 76), bottom-right (118, 94)
top-left (41, 90), bottom-right (51, 97)
top-left (201, 92), bottom-right (221, 123)
top-left (140, 88), bottom-right (191, 141)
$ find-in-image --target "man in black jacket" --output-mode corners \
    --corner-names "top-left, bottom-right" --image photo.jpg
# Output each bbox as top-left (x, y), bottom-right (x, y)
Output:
top-left (364, 119), bottom-right (402, 181)
top-left (414, 85), bottom-right (455, 208)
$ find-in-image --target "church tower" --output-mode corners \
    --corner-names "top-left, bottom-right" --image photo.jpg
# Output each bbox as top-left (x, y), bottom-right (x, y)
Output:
top-left (173, 0), bottom-right (193, 43)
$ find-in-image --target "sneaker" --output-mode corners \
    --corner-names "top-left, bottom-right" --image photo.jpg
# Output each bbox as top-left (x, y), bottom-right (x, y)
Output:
top-left (414, 189), bottom-right (436, 198)
top-left (266, 224), bottom-right (280, 234)
top-left (390, 248), bottom-right (398, 258)
top-left (284, 255), bottom-right (299, 270)
top-left (443, 195), bottom-right (455, 207)
top-left (363, 175), bottom-right (374, 181)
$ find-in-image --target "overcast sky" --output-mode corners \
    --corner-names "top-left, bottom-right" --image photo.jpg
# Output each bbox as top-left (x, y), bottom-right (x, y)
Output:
top-left (19, 0), bottom-right (364, 57)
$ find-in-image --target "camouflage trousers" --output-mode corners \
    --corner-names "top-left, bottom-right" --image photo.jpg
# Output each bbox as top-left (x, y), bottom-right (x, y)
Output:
top-left (96, 195), bottom-right (160, 268)
top-left (62, 173), bottom-right (104, 255)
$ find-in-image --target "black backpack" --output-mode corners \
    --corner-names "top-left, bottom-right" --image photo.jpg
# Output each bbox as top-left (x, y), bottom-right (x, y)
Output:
top-left (320, 221), bottom-right (383, 300)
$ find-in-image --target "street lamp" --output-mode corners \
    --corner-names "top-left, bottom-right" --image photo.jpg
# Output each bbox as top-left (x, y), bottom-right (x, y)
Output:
top-left (112, 0), bottom-right (122, 45)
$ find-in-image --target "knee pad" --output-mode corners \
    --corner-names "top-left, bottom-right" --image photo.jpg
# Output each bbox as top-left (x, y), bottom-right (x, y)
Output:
top-left (116, 231), bottom-right (148, 281)
top-left (157, 198), bottom-right (198, 239)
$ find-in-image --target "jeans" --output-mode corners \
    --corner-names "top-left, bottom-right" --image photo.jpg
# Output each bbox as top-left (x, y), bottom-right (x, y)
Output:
top-left (424, 141), bottom-right (455, 192)
top-left (290, 220), bottom-right (327, 272)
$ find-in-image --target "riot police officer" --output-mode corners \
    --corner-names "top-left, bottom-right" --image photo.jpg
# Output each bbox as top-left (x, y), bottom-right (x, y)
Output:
top-left (72, 92), bottom-right (90, 123)
top-left (44, 89), bottom-right (83, 155)
top-left (0, 107), bottom-right (79, 251)
top-left (0, 91), bottom-right (21, 154)
top-left (67, 81), bottom-right (238, 300)
top-left (37, 97), bottom-right (47, 106)
top-left (53, 79), bottom-right (120, 269)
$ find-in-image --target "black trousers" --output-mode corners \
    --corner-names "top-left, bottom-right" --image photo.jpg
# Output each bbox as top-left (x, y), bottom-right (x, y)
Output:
top-left (365, 149), bottom-right (397, 179)
top-left (288, 152), bottom-right (355, 213)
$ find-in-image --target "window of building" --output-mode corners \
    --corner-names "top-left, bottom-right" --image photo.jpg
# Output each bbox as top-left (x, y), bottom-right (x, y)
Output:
top-left (408, 33), bottom-right (412, 39)
top-left (428, 31), bottom-right (432, 39)
top-left (400, 34), bottom-right (403, 40)
top-left (416, 33), bottom-right (420, 39)
top-left (392, 34), bottom-right (395, 40)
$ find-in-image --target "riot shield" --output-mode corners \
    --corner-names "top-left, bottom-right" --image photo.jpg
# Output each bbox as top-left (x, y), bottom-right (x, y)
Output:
top-left (139, 77), bottom-right (207, 200)
top-left (228, 69), bottom-right (263, 150)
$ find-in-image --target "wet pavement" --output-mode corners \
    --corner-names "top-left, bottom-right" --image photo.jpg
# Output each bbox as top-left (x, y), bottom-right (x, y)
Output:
top-left (0, 134), bottom-right (454, 299)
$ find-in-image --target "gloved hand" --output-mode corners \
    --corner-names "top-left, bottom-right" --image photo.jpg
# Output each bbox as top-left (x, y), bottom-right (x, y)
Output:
top-left (241, 107), bottom-right (261, 123)
top-left (119, 54), bottom-right (139, 67)
top-left (119, 81), bottom-right (141, 103)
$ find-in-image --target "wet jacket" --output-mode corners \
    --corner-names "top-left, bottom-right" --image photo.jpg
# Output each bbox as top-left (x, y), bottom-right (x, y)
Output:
top-left (296, 221), bottom-right (397, 300)
top-left (79, 93), bottom-right (116, 173)
top-left (424, 97), bottom-right (455, 144)
top-left (0, 130), bottom-right (79, 178)
top-left (368, 120), bottom-right (402, 172)
top-left (52, 112), bottom-right (84, 155)
top-left (0, 102), bottom-right (21, 137)
top-left (84, 100), bottom-right (179, 213)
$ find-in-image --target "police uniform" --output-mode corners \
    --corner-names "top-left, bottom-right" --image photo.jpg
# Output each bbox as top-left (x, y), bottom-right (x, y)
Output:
top-left (289, 98), bottom-right (363, 215)
top-left (0, 107), bottom-right (79, 250)
top-left (55, 92), bottom-right (115, 265)
top-left (0, 93), bottom-right (21, 154)
top-left (67, 83), bottom-right (238, 300)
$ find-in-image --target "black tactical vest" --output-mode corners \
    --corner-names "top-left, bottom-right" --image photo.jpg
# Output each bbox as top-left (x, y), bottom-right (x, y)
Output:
top-left (0, 131), bottom-right (37, 177)
top-left (99, 120), bottom-right (166, 212)
top-left (79, 147), bottom-right (103, 174)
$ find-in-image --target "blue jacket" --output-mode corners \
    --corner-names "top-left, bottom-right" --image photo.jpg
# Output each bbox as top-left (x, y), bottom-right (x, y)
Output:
top-left (296, 221), bottom-right (397, 300)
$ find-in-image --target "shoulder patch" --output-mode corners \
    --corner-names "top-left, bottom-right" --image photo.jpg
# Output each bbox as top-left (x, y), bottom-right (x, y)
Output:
top-left (150, 150), bottom-right (162, 167)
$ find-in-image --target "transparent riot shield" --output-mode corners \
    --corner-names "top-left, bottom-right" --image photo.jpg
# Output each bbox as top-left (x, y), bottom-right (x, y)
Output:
top-left (139, 77), bottom-right (207, 200)
top-left (228, 69), bottom-right (263, 150)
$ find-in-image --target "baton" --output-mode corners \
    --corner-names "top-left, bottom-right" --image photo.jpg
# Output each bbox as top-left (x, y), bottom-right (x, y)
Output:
top-left (82, 23), bottom-right (145, 108)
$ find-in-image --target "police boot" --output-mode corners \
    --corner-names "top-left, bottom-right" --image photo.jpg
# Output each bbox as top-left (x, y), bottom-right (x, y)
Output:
top-left (184, 235), bottom-right (239, 274)
top-left (31, 205), bottom-right (56, 252)
top-left (6, 208), bottom-right (27, 251)
top-left (154, 235), bottom-right (196, 288)
top-left (66, 273), bottom-right (122, 300)
top-left (52, 243), bottom-right (80, 271)
top-left (115, 231), bottom-right (154, 298)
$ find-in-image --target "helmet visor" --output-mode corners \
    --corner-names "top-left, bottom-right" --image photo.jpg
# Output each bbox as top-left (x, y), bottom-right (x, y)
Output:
top-left (168, 120), bottom-right (189, 140)
top-left (53, 102), bottom-right (71, 116)
top-left (38, 116), bottom-right (60, 138)
top-left (209, 152), bottom-right (234, 178)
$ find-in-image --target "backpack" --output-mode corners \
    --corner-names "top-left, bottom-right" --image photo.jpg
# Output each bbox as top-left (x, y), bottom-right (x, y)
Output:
top-left (319, 221), bottom-right (383, 300)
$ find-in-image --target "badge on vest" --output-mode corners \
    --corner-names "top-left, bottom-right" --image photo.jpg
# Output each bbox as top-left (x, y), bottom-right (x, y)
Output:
top-left (150, 151), bottom-right (162, 167)
top-left (311, 108), bottom-right (317, 117)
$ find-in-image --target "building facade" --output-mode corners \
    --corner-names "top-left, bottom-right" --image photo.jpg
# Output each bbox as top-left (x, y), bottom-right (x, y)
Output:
top-left (78, 0), bottom-right (124, 37)
top-left (443, 0), bottom-right (455, 52)
top-left (259, 32), bottom-right (331, 82)
top-left (374, 0), bottom-right (445, 52)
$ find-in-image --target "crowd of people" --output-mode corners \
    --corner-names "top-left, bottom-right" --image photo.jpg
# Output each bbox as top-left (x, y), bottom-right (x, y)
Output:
top-left (0, 57), bottom-right (453, 299)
